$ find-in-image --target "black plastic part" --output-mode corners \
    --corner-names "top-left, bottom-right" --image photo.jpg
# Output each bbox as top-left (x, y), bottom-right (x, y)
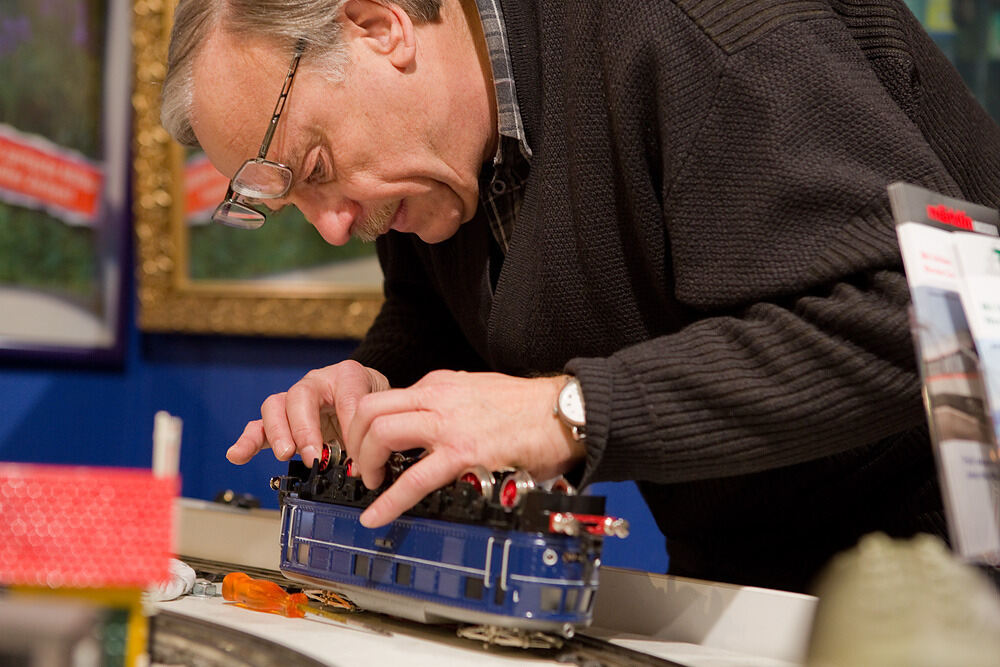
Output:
top-left (278, 454), bottom-right (607, 536)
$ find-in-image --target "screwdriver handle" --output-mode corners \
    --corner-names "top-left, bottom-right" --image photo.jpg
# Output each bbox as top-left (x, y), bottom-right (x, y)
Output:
top-left (222, 572), bottom-right (307, 618)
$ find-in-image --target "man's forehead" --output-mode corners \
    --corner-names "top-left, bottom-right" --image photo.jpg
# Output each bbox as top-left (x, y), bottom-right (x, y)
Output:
top-left (191, 31), bottom-right (291, 174)
top-left (194, 32), bottom-right (275, 102)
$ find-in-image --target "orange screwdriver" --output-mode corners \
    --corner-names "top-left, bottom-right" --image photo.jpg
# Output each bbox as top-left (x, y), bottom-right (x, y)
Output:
top-left (222, 571), bottom-right (309, 617)
top-left (221, 572), bottom-right (392, 636)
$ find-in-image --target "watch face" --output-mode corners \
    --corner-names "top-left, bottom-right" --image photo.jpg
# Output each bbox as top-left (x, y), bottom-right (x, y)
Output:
top-left (558, 379), bottom-right (586, 426)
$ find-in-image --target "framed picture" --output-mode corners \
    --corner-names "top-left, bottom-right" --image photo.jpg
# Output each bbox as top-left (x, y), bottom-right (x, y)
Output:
top-left (131, 0), bottom-right (383, 340)
top-left (0, 0), bottom-right (131, 363)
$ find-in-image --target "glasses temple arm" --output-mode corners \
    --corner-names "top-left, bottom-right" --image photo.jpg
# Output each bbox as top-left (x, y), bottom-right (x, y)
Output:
top-left (256, 40), bottom-right (307, 159)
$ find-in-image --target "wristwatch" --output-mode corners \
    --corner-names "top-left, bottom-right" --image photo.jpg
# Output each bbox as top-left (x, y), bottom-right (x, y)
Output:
top-left (554, 376), bottom-right (586, 441)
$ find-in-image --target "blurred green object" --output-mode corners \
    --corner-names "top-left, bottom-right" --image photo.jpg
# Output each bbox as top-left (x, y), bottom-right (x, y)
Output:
top-left (0, 1), bottom-right (106, 157)
top-left (189, 206), bottom-right (375, 281)
top-left (905, 0), bottom-right (999, 122)
top-left (0, 204), bottom-right (96, 299)
top-left (807, 532), bottom-right (1000, 667)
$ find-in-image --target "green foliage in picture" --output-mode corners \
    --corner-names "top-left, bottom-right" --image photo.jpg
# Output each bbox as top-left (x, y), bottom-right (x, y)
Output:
top-left (189, 207), bottom-right (376, 281)
top-left (0, 203), bottom-right (97, 300)
top-left (0, 0), bottom-right (106, 157)
top-left (0, 0), bottom-right (106, 297)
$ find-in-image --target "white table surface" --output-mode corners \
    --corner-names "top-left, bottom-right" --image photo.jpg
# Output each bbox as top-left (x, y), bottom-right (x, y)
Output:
top-left (171, 498), bottom-right (816, 666)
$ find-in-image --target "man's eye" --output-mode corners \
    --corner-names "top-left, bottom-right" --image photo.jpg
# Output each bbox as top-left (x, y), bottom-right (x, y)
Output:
top-left (306, 158), bottom-right (328, 184)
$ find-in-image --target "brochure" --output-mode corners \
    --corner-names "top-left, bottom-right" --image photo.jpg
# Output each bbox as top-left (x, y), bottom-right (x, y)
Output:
top-left (889, 182), bottom-right (1000, 564)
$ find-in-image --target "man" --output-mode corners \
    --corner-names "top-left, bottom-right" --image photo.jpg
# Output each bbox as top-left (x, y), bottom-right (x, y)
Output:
top-left (162, 0), bottom-right (1000, 591)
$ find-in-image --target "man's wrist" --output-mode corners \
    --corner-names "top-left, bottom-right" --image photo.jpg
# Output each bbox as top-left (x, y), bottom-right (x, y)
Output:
top-left (554, 375), bottom-right (586, 441)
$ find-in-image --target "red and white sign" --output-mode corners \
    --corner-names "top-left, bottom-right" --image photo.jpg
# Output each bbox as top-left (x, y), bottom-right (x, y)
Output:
top-left (184, 152), bottom-right (229, 224)
top-left (0, 123), bottom-right (103, 226)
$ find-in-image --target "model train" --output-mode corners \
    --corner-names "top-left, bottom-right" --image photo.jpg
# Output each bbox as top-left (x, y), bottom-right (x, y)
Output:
top-left (271, 442), bottom-right (628, 640)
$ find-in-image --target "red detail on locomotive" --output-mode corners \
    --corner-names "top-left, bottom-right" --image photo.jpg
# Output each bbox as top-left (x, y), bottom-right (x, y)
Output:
top-left (559, 513), bottom-right (630, 538)
top-left (500, 478), bottom-right (519, 507)
top-left (551, 477), bottom-right (575, 495)
top-left (460, 472), bottom-right (481, 493)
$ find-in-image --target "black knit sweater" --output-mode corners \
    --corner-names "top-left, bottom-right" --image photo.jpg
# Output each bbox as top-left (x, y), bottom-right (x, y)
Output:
top-left (353, 0), bottom-right (1000, 591)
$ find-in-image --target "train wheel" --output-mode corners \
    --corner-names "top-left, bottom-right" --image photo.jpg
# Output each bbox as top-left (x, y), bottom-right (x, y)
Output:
top-left (549, 476), bottom-right (576, 495)
top-left (318, 440), bottom-right (343, 471)
top-left (458, 465), bottom-right (495, 498)
top-left (499, 470), bottom-right (535, 508)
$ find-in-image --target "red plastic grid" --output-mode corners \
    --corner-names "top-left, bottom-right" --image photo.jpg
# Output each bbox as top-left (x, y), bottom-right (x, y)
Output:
top-left (0, 464), bottom-right (178, 588)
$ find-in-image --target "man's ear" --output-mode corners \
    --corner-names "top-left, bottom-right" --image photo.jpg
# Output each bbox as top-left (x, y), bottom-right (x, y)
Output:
top-left (342, 0), bottom-right (416, 71)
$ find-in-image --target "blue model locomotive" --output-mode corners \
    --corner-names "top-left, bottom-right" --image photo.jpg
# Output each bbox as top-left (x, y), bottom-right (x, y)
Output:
top-left (271, 444), bottom-right (628, 638)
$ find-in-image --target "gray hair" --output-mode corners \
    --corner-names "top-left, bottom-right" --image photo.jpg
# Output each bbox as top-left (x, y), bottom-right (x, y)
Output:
top-left (160, 0), bottom-right (442, 147)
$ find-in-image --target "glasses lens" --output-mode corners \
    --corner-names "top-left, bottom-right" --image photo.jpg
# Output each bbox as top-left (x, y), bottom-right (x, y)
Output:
top-left (232, 159), bottom-right (293, 199)
top-left (213, 200), bottom-right (266, 229)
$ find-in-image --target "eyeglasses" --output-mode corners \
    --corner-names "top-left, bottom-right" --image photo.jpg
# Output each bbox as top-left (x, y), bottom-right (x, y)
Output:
top-left (212, 40), bottom-right (306, 229)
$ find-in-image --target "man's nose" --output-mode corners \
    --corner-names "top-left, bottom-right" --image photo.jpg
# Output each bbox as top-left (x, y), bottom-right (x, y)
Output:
top-left (290, 192), bottom-right (361, 246)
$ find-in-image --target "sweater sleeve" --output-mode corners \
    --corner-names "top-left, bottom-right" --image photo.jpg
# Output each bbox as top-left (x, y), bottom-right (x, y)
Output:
top-left (568, 0), bottom-right (1000, 487)
top-left (566, 263), bottom-right (926, 486)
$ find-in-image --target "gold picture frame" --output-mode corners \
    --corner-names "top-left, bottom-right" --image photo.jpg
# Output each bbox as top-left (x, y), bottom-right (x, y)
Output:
top-left (131, 0), bottom-right (383, 339)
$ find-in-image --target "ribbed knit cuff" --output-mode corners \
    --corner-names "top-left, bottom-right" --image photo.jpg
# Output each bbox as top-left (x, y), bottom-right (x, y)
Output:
top-left (564, 356), bottom-right (615, 488)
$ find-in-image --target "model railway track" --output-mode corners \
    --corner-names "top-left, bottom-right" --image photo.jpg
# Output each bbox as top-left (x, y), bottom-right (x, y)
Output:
top-left (180, 555), bottom-right (288, 588)
top-left (173, 557), bottom-right (684, 667)
top-left (554, 633), bottom-right (686, 667)
top-left (152, 609), bottom-right (330, 667)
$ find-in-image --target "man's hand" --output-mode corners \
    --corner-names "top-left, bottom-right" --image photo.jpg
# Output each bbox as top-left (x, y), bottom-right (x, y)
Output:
top-left (343, 371), bottom-right (587, 528)
top-left (227, 360), bottom-right (391, 468)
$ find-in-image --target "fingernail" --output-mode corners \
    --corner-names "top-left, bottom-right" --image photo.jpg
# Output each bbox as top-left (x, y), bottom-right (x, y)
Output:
top-left (274, 439), bottom-right (293, 458)
top-left (301, 446), bottom-right (319, 465)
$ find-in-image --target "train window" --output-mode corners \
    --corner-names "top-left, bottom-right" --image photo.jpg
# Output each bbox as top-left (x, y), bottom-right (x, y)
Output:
top-left (464, 577), bottom-right (484, 600)
top-left (438, 573), bottom-right (461, 598)
top-left (298, 511), bottom-right (314, 536)
top-left (297, 543), bottom-right (310, 565)
top-left (396, 563), bottom-right (413, 586)
top-left (565, 588), bottom-right (578, 611)
top-left (414, 567), bottom-right (436, 592)
top-left (332, 550), bottom-right (351, 573)
top-left (540, 587), bottom-right (562, 612)
top-left (354, 554), bottom-right (370, 578)
top-left (372, 558), bottom-right (392, 583)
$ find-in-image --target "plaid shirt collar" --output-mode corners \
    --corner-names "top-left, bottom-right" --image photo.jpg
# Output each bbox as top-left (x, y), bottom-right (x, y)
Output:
top-left (474, 0), bottom-right (532, 254)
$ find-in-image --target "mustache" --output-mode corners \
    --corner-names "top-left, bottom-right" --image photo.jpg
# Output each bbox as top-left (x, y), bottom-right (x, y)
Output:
top-left (354, 201), bottom-right (398, 242)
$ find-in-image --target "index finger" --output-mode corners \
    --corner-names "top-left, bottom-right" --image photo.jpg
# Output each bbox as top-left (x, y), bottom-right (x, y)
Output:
top-left (227, 419), bottom-right (270, 464)
top-left (359, 453), bottom-right (459, 528)
top-left (345, 385), bottom-right (428, 461)
top-left (282, 373), bottom-right (337, 466)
